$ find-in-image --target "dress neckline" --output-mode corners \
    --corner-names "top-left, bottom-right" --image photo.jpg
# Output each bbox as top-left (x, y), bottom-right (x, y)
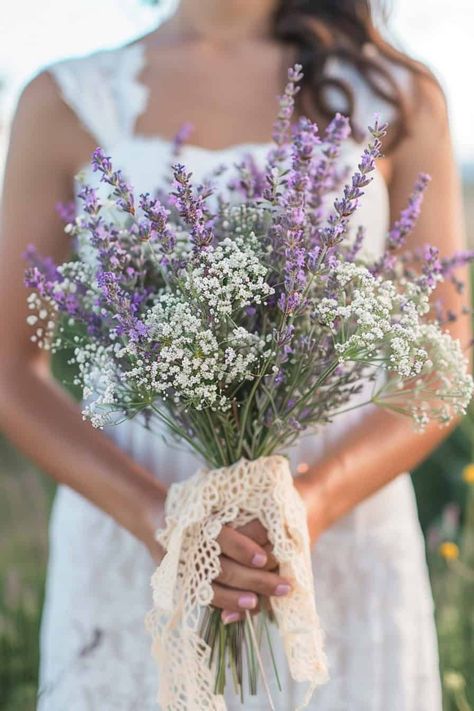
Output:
top-left (118, 41), bottom-right (370, 160)
top-left (117, 41), bottom-right (279, 155)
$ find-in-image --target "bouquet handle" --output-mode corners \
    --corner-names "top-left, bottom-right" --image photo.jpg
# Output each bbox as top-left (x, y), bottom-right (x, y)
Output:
top-left (146, 455), bottom-right (328, 711)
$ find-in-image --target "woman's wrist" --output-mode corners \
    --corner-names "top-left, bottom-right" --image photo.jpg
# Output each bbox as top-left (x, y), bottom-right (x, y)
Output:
top-left (293, 455), bottom-right (346, 544)
top-left (111, 465), bottom-right (168, 562)
top-left (294, 473), bottom-right (329, 543)
top-left (136, 486), bottom-right (167, 562)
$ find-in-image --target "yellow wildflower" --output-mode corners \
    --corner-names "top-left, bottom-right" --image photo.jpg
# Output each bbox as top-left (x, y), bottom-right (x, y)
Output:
top-left (443, 671), bottom-right (465, 692)
top-left (462, 463), bottom-right (474, 484)
top-left (439, 542), bottom-right (460, 560)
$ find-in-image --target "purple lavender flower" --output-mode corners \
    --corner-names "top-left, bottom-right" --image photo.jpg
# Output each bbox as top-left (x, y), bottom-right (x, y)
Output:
top-left (92, 148), bottom-right (135, 214)
top-left (318, 117), bottom-right (387, 247)
top-left (23, 245), bottom-right (61, 284)
top-left (228, 154), bottom-right (266, 199)
top-left (55, 200), bottom-right (76, 224)
top-left (387, 173), bottom-right (431, 250)
top-left (441, 250), bottom-right (474, 283)
top-left (139, 193), bottom-right (177, 255)
top-left (346, 226), bottom-right (365, 261)
top-left (274, 116), bottom-right (320, 315)
top-left (24, 251), bottom-right (104, 337)
top-left (265, 64), bottom-right (304, 194)
top-left (172, 164), bottom-right (214, 251)
top-left (172, 122), bottom-right (194, 157)
top-left (271, 65), bottom-right (303, 156)
top-left (96, 270), bottom-right (149, 342)
top-left (78, 184), bottom-right (101, 216)
top-left (418, 244), bottom-right (442, 291)
top-left (308, 114), bottom-right (351, 230)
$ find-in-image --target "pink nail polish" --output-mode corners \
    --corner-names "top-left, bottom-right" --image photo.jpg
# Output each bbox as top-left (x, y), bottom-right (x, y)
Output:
top-left (238, 594), bottom-right (257, 609)
top-left (222, 611), bottom-right (240, 625)
top-left (274, 584), bottom-right (292, 596)
top-left (251, 553), bottom-right (267, 568)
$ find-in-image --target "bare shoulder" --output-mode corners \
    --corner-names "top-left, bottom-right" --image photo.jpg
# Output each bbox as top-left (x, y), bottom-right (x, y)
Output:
top-left (14, 70), bottom-right (68, 128)
top-left (405, 66), bottom-right (450, 134)
top-left (12, 68), bottom-right (95, 172)
top-left (385, 64), bottom-right (451, 175)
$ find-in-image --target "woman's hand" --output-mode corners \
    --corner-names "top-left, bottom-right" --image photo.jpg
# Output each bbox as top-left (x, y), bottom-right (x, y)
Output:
top-left (213, 519), bottom-right (292, 624)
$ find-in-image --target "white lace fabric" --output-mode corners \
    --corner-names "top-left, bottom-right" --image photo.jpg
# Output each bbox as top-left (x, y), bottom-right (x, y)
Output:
top-left (48, 44), bottom-right (148, 150)
top-left (146, 456), bottom-right (328, 711)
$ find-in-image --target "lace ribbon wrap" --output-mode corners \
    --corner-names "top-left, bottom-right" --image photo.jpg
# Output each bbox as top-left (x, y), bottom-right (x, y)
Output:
top-left (146, 455), bottom-right (329, 710)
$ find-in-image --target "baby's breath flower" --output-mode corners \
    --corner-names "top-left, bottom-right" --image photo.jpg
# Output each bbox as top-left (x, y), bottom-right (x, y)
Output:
top-left (183, 236), bottom-right (273, 317)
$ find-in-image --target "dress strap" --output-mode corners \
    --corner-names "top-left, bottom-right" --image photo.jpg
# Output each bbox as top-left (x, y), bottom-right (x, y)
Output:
top-left (47, 43), bottom-right (149, 150)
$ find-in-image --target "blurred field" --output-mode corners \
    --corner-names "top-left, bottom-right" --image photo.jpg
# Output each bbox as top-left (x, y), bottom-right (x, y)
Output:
top-left (0, 183), bottom-right (474, 711)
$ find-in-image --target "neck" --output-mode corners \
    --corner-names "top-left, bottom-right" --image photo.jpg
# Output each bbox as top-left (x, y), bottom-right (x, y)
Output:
top-left (163, 0), bottom-right (279, 45)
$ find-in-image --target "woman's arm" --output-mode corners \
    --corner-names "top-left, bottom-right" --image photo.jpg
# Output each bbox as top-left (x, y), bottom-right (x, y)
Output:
top-left (295, 77), bottom-right (472, 543)
top-left (0, 72), bottom-right (171, 559)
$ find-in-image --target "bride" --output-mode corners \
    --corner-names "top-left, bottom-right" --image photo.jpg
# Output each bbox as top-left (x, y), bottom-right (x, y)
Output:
top-left (0, 1), bottom-right (469, 709)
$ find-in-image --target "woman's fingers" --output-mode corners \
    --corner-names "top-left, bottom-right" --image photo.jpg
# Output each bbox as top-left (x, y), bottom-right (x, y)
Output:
top-left (216, 555), bottom-right (292, 599)
top-left (262, 542), bottom-right (279, 571)
top-left (235, 519), bottom-right (279, 568)
top-left (217, 525), bottom-right (269, 569)
top-left (236, 518), bottom-right (269, 546)
top-left (221, 610), bottom-right (244, 624)
top-left (211, 581), bottom-right (260, 613)
top-left (217, 526), bottom-right (279, 571)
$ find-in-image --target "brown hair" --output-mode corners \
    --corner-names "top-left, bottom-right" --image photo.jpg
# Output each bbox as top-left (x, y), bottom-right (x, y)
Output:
top-left (271, 0), bottom-right (432, 149)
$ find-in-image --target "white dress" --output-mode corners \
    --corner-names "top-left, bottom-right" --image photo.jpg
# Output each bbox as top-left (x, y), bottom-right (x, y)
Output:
top-left (38, 43), bottom-right (442, 711)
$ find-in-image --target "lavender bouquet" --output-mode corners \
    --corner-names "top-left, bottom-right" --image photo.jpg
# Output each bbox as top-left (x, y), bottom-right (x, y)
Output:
top-left (25, 66), bottom-right (473, 710)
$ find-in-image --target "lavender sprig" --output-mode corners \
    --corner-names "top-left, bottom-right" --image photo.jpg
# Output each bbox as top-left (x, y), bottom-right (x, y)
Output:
top-left (264, 65), bottom-right (304, 203)
top-left (139, 194), bottom-right (177, 257)
top-left (172, 164), bottom-right (214, 251)
top-left (308, 114), bottom-right (351, 230)
top-left (172, 122), bottom-right (194, 157)
top-left (92, 147), bottom-right (136, 214)
top-left (277, 117), bottom-right (319, 314)
top-left (318, 116), bottom-right (387, 248)
top-left (387, 173), bottom-right (431, 250)
top-left (271, 64), bottom-right (303, 155)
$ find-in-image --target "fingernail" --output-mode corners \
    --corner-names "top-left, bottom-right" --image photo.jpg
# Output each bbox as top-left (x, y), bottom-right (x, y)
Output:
top-left (222, 611), bottom-right (240, 625)
top-left (251, 553), bottom-right (267, 568)
top-left (238, 594), bottom-right (258, 609)
top-left (274, 584), bottom-right (292, 596)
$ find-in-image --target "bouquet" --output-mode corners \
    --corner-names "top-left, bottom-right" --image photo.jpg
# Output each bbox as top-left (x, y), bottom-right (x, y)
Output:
top-left (25, 65), bottom-right (473, 709)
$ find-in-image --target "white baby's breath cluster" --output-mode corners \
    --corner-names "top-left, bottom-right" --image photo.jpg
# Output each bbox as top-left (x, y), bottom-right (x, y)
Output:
top-left (72, 342), bottom-right (122, 428)
top-left (313, 261), bottom-right (473, 427)
top-left (316, 263), bottom-right (429, 378)
top-left (183, 236), bottom-right (273, 317)
top-left (26, 292), bottom-right (57, 350)
top-left (26, 260), bottom-right (98, 353)
top-left (117, 294), bottom-right (267, 412)
top-left (377, 323), bottom-right (474, 428)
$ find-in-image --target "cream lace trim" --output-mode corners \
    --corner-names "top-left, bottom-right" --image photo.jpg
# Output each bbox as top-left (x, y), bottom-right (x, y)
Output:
top-left (146, 455), bottom-right (329, 710)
